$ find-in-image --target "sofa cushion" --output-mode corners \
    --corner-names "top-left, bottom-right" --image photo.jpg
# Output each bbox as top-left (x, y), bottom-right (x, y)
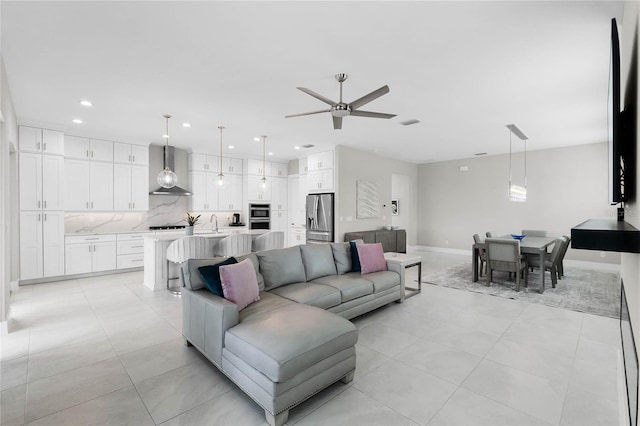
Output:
top-left (224, 303), bottom-right (358, 382)
top-left (182, 257), bottom-right (229, 290)
top-left (235, 252), bottom-right (265, 291)
top-left (257, 247), bottom-right (306, 290)
top-left (312, 275), bottom-right (374, 302)
top-left (300, 244), bottom-right (337, 281)
top-left (239, 291), bottom-right (296, 323)
top-left (270, 282), bottom-right (342, 309)
top-left (331, 242), bottom-right (352, 275)
top-left (198, 257), bottom-right (238, 296)
top-left (357, 243), bottom-right (387, 274)
top-left (359, 270), bottom-right (400, 293)
top-left (220, 259), bottom-right (261, 311)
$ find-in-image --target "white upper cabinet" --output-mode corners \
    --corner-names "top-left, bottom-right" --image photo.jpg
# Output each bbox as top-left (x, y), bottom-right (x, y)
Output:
top-left (298, 157), bottom-right (308, 174)
top-left (307, 169), bottom-right (334, 192)
top-left (65, 159), bottom-right (114, 210)
top-left (114, 164), bottom-right (147, 211)
top-left (271, 176), bottom-right (287, 211)
top-left (19, 126), bottom-right (64, 155)
top-left (271, 162), bottom-right (288, 178)
top-left (65, 136), bottom-right (113, 162)
top-left (217, 173), bottom-right (243, 210)
top-left (19, 152), bottom-right (64, 211)
top-left (307, 150), bottom-right (334, 172)
top-left (189, 153), bottom-right (219, 172)
top-left (114, 143), bottom-right (149, 165)
top-left (247, 159), bottom-right (268, 176)
top-left (190, 170), bottom-right (218, 211)
top-left (247, 175), bottom-right (271, 201)
top-left (221, 157), bottom-right (243, 174)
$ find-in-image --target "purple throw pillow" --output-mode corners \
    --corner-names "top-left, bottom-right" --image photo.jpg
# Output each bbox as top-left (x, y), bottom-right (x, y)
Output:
top-left (357, 243), bottom-right (387, 274)
top-left (219, 259), bottom-right (260, 310)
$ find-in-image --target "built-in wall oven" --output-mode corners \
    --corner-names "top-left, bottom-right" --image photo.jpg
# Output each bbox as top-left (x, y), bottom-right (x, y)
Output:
top-left (249, 203), bottom-right (271, 230)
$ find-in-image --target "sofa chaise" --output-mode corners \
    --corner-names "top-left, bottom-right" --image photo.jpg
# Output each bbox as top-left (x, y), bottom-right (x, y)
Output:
top-left (180, 242), bottom-right (406, 426)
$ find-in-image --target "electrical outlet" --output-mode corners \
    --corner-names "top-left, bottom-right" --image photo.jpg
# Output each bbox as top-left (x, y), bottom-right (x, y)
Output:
top-left (346, 216), bottom-right (353, 222)
top-left (600, 252), bottom-right (606, 258)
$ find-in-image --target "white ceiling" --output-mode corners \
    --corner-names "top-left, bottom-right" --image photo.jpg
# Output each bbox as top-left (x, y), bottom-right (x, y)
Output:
top-left (1, 1), bottom-right (624, 164)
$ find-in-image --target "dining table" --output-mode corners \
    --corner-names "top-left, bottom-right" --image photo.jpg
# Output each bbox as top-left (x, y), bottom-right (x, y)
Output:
top-left (472, 235), bottom-right (558, 293)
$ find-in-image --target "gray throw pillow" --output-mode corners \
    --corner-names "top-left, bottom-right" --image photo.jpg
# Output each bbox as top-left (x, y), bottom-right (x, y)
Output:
top-left (257, 247), bottom-right (306, 290)
top-left (331, 242), bottom-right (352, 275)
top-left (235, 252), bottom-right (265, 291)
top-left (300, 244), bottom-right (338, 281)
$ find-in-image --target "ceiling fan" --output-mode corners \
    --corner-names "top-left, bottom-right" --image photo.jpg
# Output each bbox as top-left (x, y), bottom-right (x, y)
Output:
top-left (285, 73), bottom-right (396, 129)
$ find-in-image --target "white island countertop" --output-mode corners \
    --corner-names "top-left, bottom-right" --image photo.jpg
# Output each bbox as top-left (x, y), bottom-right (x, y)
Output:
top-left (145, 229), bottom-right (266, 241)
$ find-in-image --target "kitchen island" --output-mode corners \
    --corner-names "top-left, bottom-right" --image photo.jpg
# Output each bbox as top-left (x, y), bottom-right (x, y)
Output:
top-left (143, 229), bottom-right (264, 291)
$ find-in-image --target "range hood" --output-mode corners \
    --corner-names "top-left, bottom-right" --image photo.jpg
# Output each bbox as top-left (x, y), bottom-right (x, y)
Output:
top-left (150, 146), bottom-right (192, 196)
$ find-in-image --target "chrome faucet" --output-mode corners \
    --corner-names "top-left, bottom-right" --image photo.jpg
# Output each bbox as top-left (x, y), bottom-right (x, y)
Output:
top-left (210, 214), bottom-right (218, 233)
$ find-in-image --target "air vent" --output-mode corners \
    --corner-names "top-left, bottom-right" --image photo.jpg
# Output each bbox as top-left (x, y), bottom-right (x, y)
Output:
top-left (399, 119), bottom-right (421, 126)
top-left (301, 144), bottom-right (315, 149)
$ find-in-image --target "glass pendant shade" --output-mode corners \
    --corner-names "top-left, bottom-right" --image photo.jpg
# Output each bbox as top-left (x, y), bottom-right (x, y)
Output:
top-left (217, 172), bottom-right (225, 189)
top-left (157, 167), bottom-right (178, 188)
top-left (260, 176), bottom-right (267, 189)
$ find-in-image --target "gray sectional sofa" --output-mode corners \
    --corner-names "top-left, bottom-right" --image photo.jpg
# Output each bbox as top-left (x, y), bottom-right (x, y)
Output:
top-left (180, 242), bottom-right (405, 426)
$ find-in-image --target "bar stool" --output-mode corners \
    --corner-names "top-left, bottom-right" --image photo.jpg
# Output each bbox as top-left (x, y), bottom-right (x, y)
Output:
top-left (166, 236), bottom-right (213, 294)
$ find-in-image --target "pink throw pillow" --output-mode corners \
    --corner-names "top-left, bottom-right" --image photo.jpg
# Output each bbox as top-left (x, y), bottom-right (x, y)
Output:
top-left (219, 259), bottom-right (260, 310)
top-left (357, 243), bottom-right (387, 274)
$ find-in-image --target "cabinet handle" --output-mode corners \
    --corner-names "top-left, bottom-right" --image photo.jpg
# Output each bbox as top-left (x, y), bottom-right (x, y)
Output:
top-left (132, 259), bottom-right (144, 262)
top-left (36, 142), bottom-right (41, 150)
top-left (86, 150), bottom-right (89, 158)
top-left (85, 237), bottom-right (99, 240)
top-left (91, 151), bottom-right (94, 158)
top-left (132, 202), bottom-right (135, 209)
top-left (132, 155), bottom-right (135, 162)
top-left (44, 213), bottom-right (47, 221)
top-left (129, 155), bottom-right (131, 162)
top-left (38, 213), bottom-right (41, 222)
top-left (38, 200), bottom-right (41, 208)
top-left (86, 201), bottom-right (89, 208)
top-left (131, 245), bottom-right (143, 249)
top-left (91, 202), bottom-right (94, 208)
top-left (43, 143), bottom-right (47, 151)
top-left (44, 200), bottom-right (47, 209)
top-left (128, 202), bottom-right (131, 209)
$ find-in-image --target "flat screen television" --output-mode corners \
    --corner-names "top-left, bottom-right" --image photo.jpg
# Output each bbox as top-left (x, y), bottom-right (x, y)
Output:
top-left (609, 17), bottom-right (623, 205)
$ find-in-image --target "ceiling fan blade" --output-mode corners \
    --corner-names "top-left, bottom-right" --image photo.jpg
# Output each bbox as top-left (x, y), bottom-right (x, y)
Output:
top-left (348, 85), bottom-right (390, 110)
top-left (350, 110), bottom-right (397, 119)
top-left (285, 109), bottom-right (331, 118)
top-left (333, 116), bottom-right (343, 130)
top-left (297, 87), bottom-right (336, 106)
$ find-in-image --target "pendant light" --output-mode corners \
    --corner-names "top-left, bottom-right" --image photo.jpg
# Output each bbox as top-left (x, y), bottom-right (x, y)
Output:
top-left (217, 126), bottom-right (225, 189)
top-left (507, 124), bottom-right (528, 202)
top-left (260, 135), bottom-right (268, 189)
top-left (157, 114), bottom-right (178, 189)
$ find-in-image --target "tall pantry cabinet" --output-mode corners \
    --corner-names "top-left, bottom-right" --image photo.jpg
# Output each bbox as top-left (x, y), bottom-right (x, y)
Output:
top-left (18, 126), bottom-right (65, 280)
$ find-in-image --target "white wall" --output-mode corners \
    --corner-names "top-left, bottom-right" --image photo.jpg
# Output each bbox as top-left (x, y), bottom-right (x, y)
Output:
top-left (622, 1), bottom-right (640, 418)
top-left (335, 145), bottom-right (418, 245)
top-left (417, 142), bottom-right (620, 264)
top-left (0, 55), bottom-right (18, 328)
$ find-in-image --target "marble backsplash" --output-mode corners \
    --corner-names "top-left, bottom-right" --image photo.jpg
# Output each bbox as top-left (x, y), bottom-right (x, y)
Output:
top-left (65, 196), bottom-right (240, 234)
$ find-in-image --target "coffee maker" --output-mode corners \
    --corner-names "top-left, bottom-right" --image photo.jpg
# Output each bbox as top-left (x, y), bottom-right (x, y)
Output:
top-left (232, 213), bottom-right (241, 225)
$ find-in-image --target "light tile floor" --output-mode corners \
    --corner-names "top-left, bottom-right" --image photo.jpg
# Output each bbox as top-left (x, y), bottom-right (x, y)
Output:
top-left (0, 251), bottom-right (628, 426)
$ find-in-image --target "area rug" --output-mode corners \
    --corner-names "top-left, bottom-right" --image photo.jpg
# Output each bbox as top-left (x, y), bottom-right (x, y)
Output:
top-left (422, 262), bottom-right (621, 318)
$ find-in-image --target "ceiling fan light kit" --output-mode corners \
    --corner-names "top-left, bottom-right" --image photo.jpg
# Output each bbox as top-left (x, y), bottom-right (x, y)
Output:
top-left (286, 73), bottom-right (396, 129)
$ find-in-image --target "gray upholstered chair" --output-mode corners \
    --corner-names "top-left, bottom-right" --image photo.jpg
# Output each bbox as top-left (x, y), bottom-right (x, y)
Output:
top-left (528, 237), bottom-right (565, 288)
top-left (557, 235), bottom-right (571, 278)
top-left (486, 238), bottom-right (528, 291)
top-left (213, 233), bottom-right (252, 257)
top-left (252, 231), bottom-right (285, 252)
top-left (473, 234), bottom-right (487, 277)
top-left (166, 236), bottom-right (213, 294)
top-left (522, 229), bottom-right (547, 237)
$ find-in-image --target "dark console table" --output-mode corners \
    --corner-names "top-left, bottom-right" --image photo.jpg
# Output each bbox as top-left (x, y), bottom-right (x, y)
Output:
top-left (344, 229), bottom-right (406, 253)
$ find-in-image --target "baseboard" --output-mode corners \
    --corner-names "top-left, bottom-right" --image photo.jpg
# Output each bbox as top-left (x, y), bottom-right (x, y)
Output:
top-left (410, 245), bottom-right (470, 256)
top-left (409, 245), bottom-right (621, 272)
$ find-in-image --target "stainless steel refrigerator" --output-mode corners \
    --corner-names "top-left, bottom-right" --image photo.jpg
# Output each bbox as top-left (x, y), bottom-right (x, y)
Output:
top-left (306, 193), bottom-right (334, 243)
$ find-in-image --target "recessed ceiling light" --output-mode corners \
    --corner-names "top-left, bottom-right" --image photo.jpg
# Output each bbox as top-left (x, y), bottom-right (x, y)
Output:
top-left (268, 152), bottom-right (274, 156)
top-left (228, 145), bottom-right (234, 149)
top-left (399, 118), bottom-right (420, 126)
top-left (72, 119), bottom-right (83, 124)
top-left (79, 100), bottom-right (93, 107)
top-left (294, 146), bottom-right (300, 150)
top-left (182, 123), bottom-right (191, 128)
top-left (254, 137), bottom-right (260, 142)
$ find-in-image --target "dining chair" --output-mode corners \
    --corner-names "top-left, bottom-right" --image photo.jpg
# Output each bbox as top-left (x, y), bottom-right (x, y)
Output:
top-left (556, 235), bottom-right (571, 278)
top-left (522, 229), bottom-right (547, 237)
top-left (214, 233), bottom-right (253, 257)
top-left (527, 238), bottom-right (564, 288)
top-left (473, 234), bottom-right (487, 277)
top-left (485, 238), bottom-right (528, 291)
top-left (485, 231), bottom-right (495, 238)
top-left (252, 231), bottom-right (285, 252)
top-left (166, 236), bottom-right (214, 294)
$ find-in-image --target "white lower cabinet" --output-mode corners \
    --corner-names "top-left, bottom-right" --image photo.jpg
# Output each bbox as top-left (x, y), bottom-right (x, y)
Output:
top-left (117, 233), bottom-right (146, 269)
top-left (65, 234), bottom-right (116, 275)
top-left (271, 210), bottom-right (288, 234)
top-left (289, 227), bottom-right (306, 247)
top-left (19, 211), bottom-right (65, 280)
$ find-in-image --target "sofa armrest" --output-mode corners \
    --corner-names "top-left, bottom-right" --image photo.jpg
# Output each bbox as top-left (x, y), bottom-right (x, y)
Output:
top-left (182, 287), bottom-right (239, 368)
top-left (385, 261), bottom-right (405, 301)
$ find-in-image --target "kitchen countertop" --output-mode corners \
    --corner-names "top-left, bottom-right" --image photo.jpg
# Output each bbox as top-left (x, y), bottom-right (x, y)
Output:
top-left (146, 229), bottom-right (267, 241)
